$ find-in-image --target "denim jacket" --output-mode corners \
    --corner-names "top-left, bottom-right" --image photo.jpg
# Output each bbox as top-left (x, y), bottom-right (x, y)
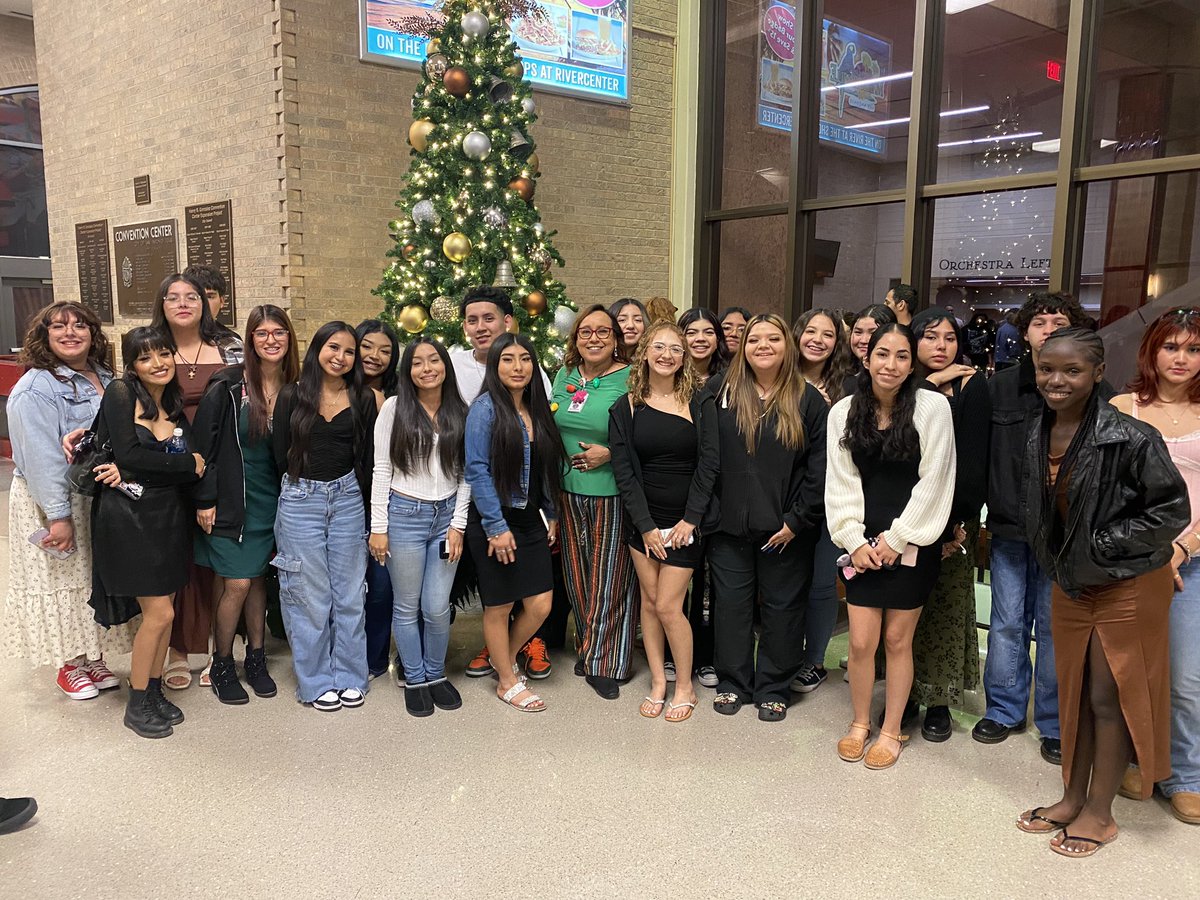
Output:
top-left (465, 392), bottom-right (556, 538)
top-left (8, 364), bottom-right (114, 520)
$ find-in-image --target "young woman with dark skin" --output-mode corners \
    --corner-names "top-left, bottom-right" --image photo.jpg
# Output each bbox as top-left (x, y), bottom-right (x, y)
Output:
top-left (1016, 328), bottom-right (1188, 857)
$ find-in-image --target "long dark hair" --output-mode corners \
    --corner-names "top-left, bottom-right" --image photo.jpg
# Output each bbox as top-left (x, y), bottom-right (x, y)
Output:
top-left (841, 323), bottom-right (921, 460)
top-left (390, 337), bottom-right (467, 478)
top-left (150, 273), bottom-right (227, 346)
top-left (678, 307), bottom-right (731, 377)
top-left (121, 327), bottom-right (184, 423)
top-left (243, 305), bottom-right (300, 441)
top-left (355, 319), bottom-right (401, 397)
top-left (480, 334), bottom-right (565, 502)
top-left (910, 307), bottom-right (966, 377)
top-left (286, 321), bottom-right (375, 480)
top-left (793, 307), bottom-right (856, 404)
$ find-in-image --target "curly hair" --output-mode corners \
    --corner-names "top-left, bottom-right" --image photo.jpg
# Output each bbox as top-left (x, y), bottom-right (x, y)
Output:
top-left (563, 303), bottom-right (628, 369)
top-left (1015, 291), bottom-right (1087, 334)
top-left (1128, 308), bottom-right (1200, 405)
top-left (20, 301), bottom-right (111, 379)
top-left (840, 323), bottom-right (921, 460)
top-left (625, 322), bottom-right (699, 408)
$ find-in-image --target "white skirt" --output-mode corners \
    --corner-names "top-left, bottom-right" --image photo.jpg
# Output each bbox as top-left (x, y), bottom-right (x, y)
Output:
top-left (2, 476), bottom-right (137, 668)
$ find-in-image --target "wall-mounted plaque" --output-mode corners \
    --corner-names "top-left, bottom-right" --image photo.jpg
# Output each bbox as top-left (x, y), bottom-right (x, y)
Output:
top-left (184, 200), bottom-right (236, 326)
top-left (74, 219), bottom-right (114, 324)
top-left (113, 219), bottom-right (178, 318)
top-left (133, 175), bottom-right (151, 205)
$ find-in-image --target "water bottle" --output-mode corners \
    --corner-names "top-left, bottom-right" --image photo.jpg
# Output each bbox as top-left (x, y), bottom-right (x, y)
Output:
top-left (165, 427), bottom-right (187, 454)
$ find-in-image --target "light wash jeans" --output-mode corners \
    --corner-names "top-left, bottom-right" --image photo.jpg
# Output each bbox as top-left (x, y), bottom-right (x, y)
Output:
top-left (384, 493), bottom-right (459, 685)
top-left (1164, 567), bottom-right (1200, 796)
top-left (982, 537), bottom-right (1060, 737)
top-left (272, 472), bottom-right (369, 703)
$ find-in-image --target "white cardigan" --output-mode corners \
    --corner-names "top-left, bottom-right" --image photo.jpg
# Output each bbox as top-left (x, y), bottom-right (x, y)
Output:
top-left (824, 389), bottom-right (956, 554)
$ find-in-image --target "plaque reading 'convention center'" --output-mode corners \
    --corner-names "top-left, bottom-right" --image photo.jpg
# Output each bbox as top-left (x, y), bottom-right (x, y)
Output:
top-left (113, 218), bottom-right (178, 318)
top-left (184, 200), bottom-right (236, 325)
top-left (74, 219), bottom-right (114, 324)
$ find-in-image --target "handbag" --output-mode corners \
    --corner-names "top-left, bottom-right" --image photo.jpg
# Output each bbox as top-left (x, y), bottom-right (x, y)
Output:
top-left (66, 431), bottom-right (113, 497)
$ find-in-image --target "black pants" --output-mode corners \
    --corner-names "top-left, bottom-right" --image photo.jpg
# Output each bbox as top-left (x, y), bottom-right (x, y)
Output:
top-left (665, 558), bottom-right (714, 670)
top-left (709, 531), bottom-right (814, 704)
top-left (533, 548), bottom-right (573, 650)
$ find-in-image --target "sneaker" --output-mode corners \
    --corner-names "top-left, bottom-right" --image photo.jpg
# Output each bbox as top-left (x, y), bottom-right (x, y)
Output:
top-left (697, 666), bottom-right (719, 688)
top-left (338, 688), bottom-right (365, 708)
top-left (664, 661), bottom-right (677, 683)
top-left (519, 637), bottom-right (552, 680)
top-left (465, 647), bottom-right (494, 678)
top-left (78, 658), bottom-right (120, 691)
top-left (790, 663), bottom-right (827, 694)
top-left (56, 664), bottom-right (99, 700)
top-left (311, 690), bottom-right (341, 712)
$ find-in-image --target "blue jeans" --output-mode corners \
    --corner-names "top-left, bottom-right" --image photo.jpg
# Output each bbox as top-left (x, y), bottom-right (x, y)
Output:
top-left (384, 493), bottom-right (459, 685)
top-left (983, 537), bottom-right (1059, 737)
top-left (364, 559), bottom-right (394, 676)
top-left (803, 522), bottom-right (839, 669)
top-left (1164, 567), bottom-right (1200, 796)
top-left (272, 473), bottom-right (369, 703)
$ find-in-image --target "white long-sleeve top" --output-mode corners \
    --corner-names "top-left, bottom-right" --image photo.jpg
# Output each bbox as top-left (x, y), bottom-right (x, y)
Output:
top-left (371, 396), bottom-right (471, 534)
top-left (824, 389), bottom-right (956, 554)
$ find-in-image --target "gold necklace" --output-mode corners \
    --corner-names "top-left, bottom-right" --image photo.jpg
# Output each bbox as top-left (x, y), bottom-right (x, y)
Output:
top-left (1152, 400), bottom-right (1200, 427)
top-left (177, 343), bottom-right (204, 380)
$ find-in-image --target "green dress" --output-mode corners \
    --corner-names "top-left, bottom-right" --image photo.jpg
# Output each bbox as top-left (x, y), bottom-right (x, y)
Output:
top-left (194, 403), bottom-right (280, 579)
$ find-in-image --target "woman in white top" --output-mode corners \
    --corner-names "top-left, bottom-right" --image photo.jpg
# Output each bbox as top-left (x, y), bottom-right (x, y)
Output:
top-left (370, 338), bottom-right (470, 718)
top-left (826, 323), bottom-right (956, 769)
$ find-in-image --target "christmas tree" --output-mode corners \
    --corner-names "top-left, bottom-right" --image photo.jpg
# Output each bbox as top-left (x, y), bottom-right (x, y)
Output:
top-left (374, 0), bottom-right (575, 369)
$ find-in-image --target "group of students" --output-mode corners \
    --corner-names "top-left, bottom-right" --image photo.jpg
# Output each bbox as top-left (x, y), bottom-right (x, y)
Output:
top-left (3, 274), bottom-right (1198, 858)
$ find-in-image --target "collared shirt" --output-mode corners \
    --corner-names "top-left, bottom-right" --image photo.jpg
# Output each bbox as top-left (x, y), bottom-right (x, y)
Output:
top-left (8, 364), bottom-right (114, 519)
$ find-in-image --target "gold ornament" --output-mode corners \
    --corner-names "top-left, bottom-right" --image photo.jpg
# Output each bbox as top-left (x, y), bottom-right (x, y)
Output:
top-left (527, 152), bottom-right (540, 174)
top-left (506, 60), bottom-right (525, 80)
top-left (524, 290), bottom-right (548, 316)
top-left (408, 119), bottom-right (434, 152)
top-left (442, 232), bottom-right (472, 262)
top-left (426, 38), bottom-right (441, 55)
top-left (508, 176), bottom-right (534, 203)
top-left (398, 304), bottom-right (430, 334)
top-left (430, 295), bottom-right (459, 322)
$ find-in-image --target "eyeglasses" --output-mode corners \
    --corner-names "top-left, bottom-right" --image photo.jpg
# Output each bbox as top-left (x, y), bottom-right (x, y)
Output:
top-left (164, 293), bottom-right (202, 307)
top-left (650, 343), bottom-right (685, 357)
top-left (48, 322), bottom-right (91, 334)
top-left (1170, 308), bottom-right (1200, 318)
top-left (253, 329), bottom-right (289, 341)
top-left (577, 326), bottom-right (613, 340)
top-left (723, 323), bottom-right (746, 335)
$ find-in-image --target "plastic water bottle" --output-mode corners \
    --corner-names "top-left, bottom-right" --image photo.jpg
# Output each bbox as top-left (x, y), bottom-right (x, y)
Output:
top-left (165, 427), bottom-right (187, 454)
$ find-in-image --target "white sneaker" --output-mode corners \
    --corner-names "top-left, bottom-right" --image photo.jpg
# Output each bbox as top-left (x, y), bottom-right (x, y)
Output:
top-left (78, 658), bottom-right (120, 691)
top-left (338, 688), bottom-right (365, 708)
top-left (311, 690), bottom-right (341, 711)
top-left (664, 662), bottom-right (677, 683)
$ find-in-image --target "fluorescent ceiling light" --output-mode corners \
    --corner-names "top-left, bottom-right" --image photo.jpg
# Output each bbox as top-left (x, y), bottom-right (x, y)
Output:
top-left (947, 1), bottom-right (994, 13)
top-left (937, 130), bottom-right (1043, 148)
top-left (1031, 138), bottom-right (1118, 153)
top-left (821, 71), bottom-right (913, 93)
top-left (844, 104), bottom-right (990, 131)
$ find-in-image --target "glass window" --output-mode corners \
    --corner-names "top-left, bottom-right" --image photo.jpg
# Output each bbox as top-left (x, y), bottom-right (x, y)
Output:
top-left (0, 88), bottom-right (41, 147)
top-left (0, 88), bottom-right (47, 258)
top-left (929, 186), bottom-right (1058, 321)
top-left (937, 1), bottom-right (1069, 183)
top-left (1089, 1), bottom-right (1200, 166)
top-left (810, 203), bottom-right (904, 313)
top-left (816, 1), bottom-right (916, 197)
top-left (716, 216), bottom-right (789, 319)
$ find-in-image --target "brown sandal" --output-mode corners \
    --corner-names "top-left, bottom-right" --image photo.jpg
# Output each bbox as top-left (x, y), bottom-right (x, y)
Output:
top-left (837, 722), bottom-right (871, 762)
top-left (864, 729), bottom-right (909, 769)
top-left (1016, 807), bottom-right (1072, 834)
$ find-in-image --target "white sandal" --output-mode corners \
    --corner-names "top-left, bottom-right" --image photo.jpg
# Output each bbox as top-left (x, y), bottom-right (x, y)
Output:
top-left (498, 681), bottom-right (545, 712)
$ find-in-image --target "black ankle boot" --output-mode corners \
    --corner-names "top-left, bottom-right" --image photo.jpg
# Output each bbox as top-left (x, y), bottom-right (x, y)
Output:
top-left (147, 677), bottom-right (184, 724)
top-left (243, 647), bottom-right (277, 698)
top-left (124, 688), bottom-right (173, 738)
top-left (210, 655), bottom-right (249, 705)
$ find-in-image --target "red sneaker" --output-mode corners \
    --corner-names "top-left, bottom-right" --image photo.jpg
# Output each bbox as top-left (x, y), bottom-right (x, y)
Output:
top-left (56, 664), bottom-right (99, 700)
top-left (465, 646), bottom-right (494, 678)
top-left (78, 658), bottom-right (120, 690)
top-left (519, 638), bottom-right (552, 680)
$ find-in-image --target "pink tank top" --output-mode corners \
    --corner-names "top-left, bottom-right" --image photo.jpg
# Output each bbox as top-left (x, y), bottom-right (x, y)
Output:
top-left (1132, 401), bottom-right (1200, 540)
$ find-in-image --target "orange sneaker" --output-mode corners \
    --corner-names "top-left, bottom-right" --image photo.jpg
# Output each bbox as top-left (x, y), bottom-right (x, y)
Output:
top-left (465, 646), bottom-right (494, 678)
top-left (519, 638), bottom-right (552, 680)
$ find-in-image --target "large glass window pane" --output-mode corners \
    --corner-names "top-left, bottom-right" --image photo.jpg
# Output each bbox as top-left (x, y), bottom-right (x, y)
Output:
top-left (1089, 1), bottom-right (1200, 166)
top-left (816, 1), bottom-right (915, 197)
top-left (716, 216), bottom-right (789, 319)
top-left (810, 203), bottom-right (904, 313)
top-left (937, 1), bottom-right (1069, 183)
top-left (0, 88), bottom-right (41, 147)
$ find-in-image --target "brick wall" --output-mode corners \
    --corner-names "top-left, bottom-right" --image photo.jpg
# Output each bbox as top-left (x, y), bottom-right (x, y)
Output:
top-left (0, 15), bottom-right (36, 87)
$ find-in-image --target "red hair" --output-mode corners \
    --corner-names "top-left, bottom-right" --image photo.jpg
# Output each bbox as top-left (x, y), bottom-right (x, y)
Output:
top-left (1128, 308), bottom-right (1200, 404)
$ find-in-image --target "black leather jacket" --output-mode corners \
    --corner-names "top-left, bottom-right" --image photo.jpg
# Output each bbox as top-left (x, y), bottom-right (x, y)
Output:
top-left (1021, 401), bottom-right (1190, 597)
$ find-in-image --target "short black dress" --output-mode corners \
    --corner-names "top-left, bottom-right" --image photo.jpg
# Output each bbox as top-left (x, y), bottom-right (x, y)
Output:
top-left (465, 442), bottom-right (553, 607)
top-left (842, 433), bottom-right (941, 610)
top-left (625, 406), bottom-right (702, 568)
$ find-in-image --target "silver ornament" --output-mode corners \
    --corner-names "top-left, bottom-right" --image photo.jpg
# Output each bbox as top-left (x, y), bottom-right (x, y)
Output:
top-left (430, 296), bottom-right (459, 322)
top-left (425, 53), bottom-right (449, 80)
top-left (462, 10), bottom-right (491, 39)
top-left (531, 246), bottom-right (551, 271)
top-left (521, 97), bottom-right (536, 116)
top-left (423, 259), bottom-right (437, 269)
top-left (533, 222), bottom-right (545, 237)
top-left (550, 305), bottom-right (575, 339)
top-left (462, 130), bottom-right (492, 161)
top-left (412, 199), bottom-right (438, 226)
top-left (483, 206), bottom-right (507, 228)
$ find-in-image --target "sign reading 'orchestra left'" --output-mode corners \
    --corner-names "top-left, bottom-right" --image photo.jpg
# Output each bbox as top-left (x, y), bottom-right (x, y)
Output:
top-left (114, 219), bottom-right (178, 319)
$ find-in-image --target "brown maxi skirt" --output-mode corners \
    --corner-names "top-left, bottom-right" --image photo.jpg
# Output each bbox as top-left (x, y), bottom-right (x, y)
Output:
top-left (1051, 565), bottom-right (1173, 799)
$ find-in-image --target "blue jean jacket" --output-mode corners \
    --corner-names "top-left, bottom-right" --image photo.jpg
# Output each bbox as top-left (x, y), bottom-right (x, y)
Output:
top-left (8, 365), bottom-right (113, 520)
top-left (465, 392), bottom-right (556, 538)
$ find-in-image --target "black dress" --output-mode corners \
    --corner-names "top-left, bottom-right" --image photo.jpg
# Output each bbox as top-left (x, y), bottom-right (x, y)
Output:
top-left (465, 442), bottom-right (553, 607)
top-left (842, 432), bottom-right (941, 611)
top-left (90, 381), bottom-right (200, 626)
top-left (625, 406), bottom-right (702, 568)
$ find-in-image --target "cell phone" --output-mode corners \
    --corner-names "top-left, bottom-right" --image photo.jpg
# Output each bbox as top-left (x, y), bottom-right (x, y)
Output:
top-left (438, 539), bottom-right (449, 560)
top-left (29, 528), bottom-right (75, 560)
top-left (835, 552), bottom-right (858, 581)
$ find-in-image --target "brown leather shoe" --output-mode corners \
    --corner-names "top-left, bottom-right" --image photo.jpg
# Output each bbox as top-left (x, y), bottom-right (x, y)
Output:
top-left (1118, 767), bottom-right (1144, 800)
top-left (1171, 792), bottom-right (1200, 824)
top-left (837, 722), bottom-right (871, 762)
top-left (864, 729), bottom-right (910, 770)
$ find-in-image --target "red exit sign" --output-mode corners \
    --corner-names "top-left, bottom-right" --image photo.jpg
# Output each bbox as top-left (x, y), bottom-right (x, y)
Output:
top-left (1046, 59), bottom-right (1063, 82)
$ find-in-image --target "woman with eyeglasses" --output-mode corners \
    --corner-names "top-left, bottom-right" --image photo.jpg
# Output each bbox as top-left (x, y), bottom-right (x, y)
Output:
top-left (191, 306), bottom-right (299, 704)
top-left (719, 306), bottom-right (752, 357)
top-left (551, 305), bottom-right (634, 699)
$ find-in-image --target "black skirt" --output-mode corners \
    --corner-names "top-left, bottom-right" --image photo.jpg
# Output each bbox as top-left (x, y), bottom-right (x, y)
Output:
top-left (465, 502), bottom-right (552, 607)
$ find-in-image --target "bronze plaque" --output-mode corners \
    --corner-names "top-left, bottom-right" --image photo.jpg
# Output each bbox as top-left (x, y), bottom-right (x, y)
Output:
top-left (133, 175), bottom-right (151, 205)
top-left (184, 200), bottom-right (236, 325)
top-left (74, 219), bottom-right (114, 324)
top-left (113, 219), bottom-right (178, 319)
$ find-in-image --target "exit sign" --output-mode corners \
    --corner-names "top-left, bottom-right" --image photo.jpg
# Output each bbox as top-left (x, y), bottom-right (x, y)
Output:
top-left (1046, 60), bottom-right (1063, 82)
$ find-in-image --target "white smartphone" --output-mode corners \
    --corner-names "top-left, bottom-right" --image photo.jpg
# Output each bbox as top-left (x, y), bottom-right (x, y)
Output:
top-left (29, 528), bottom-right (75, 560)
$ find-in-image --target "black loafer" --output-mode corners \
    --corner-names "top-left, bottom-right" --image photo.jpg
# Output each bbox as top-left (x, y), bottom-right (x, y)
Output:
top-left (921, 705), bottom-right (953, 742)
top-left (1040, 737), bottom-right (1063, 766)
top-left (876, 699), bottom-right (920, 730)
top-left (404, 684), bottom-right (435, 717)
top-left (971, 717), bottom-right (1027, 744)
top-left (585, 674), bottom-right (619, 700)
top-left (573, 659), bottom-right (585, 677)
top-left (428, 679), bottom-right (462, 711)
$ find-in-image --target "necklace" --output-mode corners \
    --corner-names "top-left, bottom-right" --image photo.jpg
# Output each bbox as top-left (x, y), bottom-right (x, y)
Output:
top-left (1151, 399), bottom-right (1200, 427)
top-left (577, 366), bottom-right (606, 388)
top-left (177, 343), bottom-right (204, 380)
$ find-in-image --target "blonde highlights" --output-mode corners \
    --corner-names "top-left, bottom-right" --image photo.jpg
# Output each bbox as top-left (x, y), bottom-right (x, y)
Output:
top-left (720, 313), bottom-right (807, 453)
top-left (626, 322), bottom-right (699, 408)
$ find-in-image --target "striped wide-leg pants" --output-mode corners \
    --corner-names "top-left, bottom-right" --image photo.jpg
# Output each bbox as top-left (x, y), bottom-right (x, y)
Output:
top-left (559, 491), bottom-right (637, 679)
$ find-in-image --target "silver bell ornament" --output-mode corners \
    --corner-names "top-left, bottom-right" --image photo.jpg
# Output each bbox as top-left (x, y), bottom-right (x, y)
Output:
top-left (509, 129), bottom-right (533, 160)
top-left (462, 10), bottom-right (490, 39)
top-left (489, 77), bottom-right (514, 104)
top-left (412, 199), bottom-right (438, 226)
top-left (550, 305), bottom-right (575, 339)
top-left (463, 130), bottom-right (492, 161)
top-left (492, 260), bottom-right (517, 288)
top-left (482, 206), bottom-right (507, 228)
top-left (521, 97), bottom-right (536, 116)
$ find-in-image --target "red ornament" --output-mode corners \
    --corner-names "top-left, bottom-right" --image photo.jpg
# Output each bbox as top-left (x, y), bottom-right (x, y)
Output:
top-left (566, 383), bottom-right (577, 393)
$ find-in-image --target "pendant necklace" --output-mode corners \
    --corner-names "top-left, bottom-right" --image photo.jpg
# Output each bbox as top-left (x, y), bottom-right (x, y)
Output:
top-left (1154, 400), bottom-right (1200, 427)
top-left (178, 344), bottom-right (203, 380)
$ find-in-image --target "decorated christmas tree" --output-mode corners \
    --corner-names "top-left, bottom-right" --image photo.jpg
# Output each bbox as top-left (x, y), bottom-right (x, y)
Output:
top-left (374, 0), bottom-right (575, 368)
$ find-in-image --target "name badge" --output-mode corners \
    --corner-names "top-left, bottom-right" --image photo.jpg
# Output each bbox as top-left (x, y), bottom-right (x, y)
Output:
top-left (567, 388), bottom-right (589, 413)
